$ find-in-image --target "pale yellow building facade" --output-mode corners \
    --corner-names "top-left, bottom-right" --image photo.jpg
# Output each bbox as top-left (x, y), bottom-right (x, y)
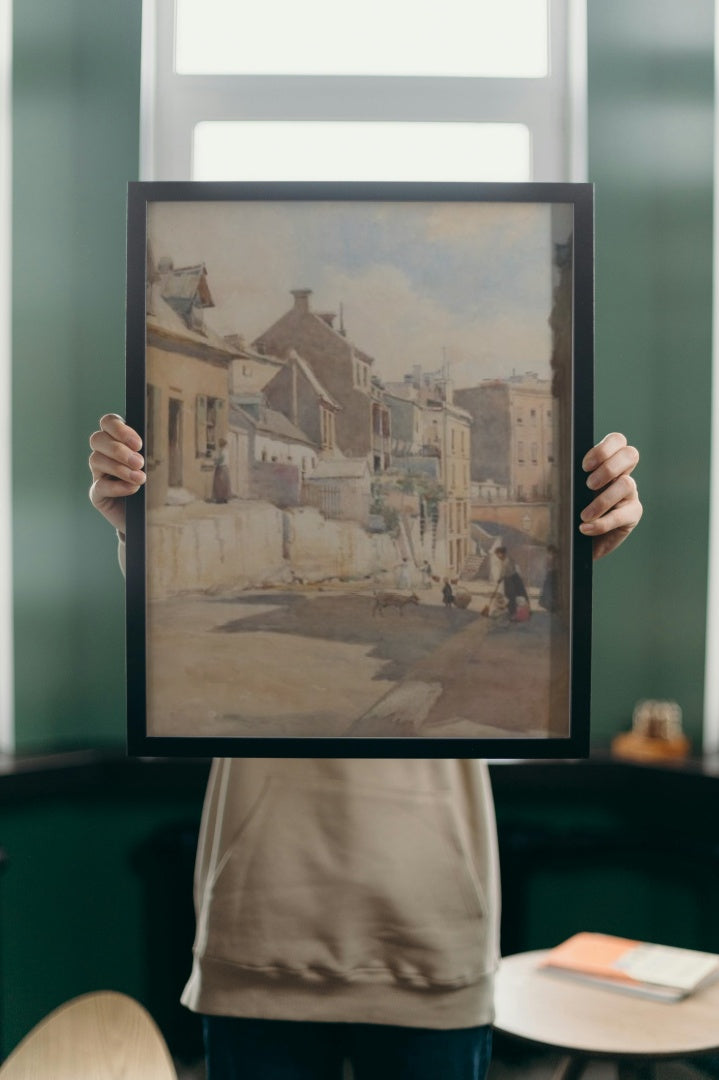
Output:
top-left (423, 399), bottom-right (473, 576)
top-left (508, 378), bottom-right (556, 501)
top-left (146, 331), bottom-right (232, 508)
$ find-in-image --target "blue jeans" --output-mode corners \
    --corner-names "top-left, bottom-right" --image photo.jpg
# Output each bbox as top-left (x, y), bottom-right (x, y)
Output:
top-left (203, 1015), bottom-right (493, 1080)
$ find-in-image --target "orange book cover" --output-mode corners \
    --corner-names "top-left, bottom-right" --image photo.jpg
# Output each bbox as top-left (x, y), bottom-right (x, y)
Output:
top-left (540, 932), bottom-right (719, 1001)
top-left (541, 933), bottom-right (641, 984)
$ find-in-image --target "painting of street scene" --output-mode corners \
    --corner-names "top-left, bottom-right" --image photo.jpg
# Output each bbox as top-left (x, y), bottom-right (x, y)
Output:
top-left (142, 195), bottom-right (575, 741)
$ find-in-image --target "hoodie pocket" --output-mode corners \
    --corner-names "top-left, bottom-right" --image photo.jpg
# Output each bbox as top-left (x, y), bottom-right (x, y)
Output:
top-left (198, 775), bottom-right (491, 988)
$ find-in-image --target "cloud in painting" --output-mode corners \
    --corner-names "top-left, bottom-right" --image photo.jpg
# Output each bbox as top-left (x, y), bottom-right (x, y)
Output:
top-left (308, 261), bottom-right (551, 386)
top-left (147, 197), bottom-right (557, 382)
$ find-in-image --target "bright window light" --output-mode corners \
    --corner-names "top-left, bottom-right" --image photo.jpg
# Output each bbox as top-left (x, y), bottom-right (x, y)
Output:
top-left (193, 121), bottom-right (532, 182)
top-left (176, 0), bottom-right (548, 78)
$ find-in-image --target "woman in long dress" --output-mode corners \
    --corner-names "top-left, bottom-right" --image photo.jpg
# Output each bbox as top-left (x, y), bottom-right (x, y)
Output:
top-left (494, 546), bottom-right (529, 620)
top-left (212, 437), bottom-right (231, 503)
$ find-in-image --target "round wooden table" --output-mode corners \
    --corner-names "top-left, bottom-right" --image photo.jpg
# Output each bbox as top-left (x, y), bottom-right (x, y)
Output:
top-left (494, 949), bottom-right (719, 1079)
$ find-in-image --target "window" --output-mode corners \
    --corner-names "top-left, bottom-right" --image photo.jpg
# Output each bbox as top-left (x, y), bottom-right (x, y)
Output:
top-left (531, 442), bottom-right (538, 464)
top-left (518, 441), bottom-right (525, 463)
top-left (192, 122), bottom-right (531, 183)
top-left (175, 0), bottom-right (548, 78)
top-left (141, 0), bottom-right (586, 183)
top-left (196, 394), bottom-right (222, 456)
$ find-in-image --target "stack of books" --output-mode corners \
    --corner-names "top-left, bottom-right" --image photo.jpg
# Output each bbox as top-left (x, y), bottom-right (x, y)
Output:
top-left (540, 932), bottom-right (719, 1002)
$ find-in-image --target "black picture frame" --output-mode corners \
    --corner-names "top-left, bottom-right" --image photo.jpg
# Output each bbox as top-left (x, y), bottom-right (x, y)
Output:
top-left (126, 180), bottom-right (593, 758)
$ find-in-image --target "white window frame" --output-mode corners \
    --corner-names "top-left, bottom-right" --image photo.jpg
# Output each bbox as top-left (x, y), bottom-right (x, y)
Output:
top-left (0, 0), bottom-right (13, 752)
top-left (140, 0), bottom-right (588, 184)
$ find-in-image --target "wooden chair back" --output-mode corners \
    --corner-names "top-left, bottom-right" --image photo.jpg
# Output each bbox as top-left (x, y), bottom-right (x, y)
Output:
top-left (0, 991), bottom-right (178, 1079)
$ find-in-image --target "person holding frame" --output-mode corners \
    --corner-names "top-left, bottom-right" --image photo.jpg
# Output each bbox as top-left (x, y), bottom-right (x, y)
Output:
top-left (89, 419), bottom-right (641, 1080)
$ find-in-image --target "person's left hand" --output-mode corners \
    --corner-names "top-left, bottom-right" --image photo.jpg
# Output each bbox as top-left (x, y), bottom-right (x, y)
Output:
top-left (580, 433), bottom-right (642, 560)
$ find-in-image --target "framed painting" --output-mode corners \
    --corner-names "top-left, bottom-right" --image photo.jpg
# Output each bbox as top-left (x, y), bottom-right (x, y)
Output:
top-left (125, 181), bottom-right (594, 758)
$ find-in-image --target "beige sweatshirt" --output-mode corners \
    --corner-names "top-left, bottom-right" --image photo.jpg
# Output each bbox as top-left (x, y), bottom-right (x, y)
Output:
top-left (120, 539), bottom-right (501, 1029)
top-left (181, 755), bottom-right (501, 1029)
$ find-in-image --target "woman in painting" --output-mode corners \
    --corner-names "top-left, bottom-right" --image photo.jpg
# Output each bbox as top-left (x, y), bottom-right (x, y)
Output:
top-left (540, 543), bottom-right (559, 612)
top-left (89, 419), bottom-right (641, 1080)
top-left (211, 437), bottom-right (231, 504)
top-left (494, 546), bottom-right (530, 621)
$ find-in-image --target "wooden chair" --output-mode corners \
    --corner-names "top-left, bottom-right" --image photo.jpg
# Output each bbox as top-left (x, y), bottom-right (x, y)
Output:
top-left (0, 991), bottom-right (178, 1079)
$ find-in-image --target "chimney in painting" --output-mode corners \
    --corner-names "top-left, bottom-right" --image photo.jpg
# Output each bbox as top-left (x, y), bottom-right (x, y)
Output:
top-left (291, 288), bottom-right (312, 313)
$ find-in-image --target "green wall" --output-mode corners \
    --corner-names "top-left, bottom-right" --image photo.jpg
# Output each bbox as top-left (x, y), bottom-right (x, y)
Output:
top-left (587, 0), bottom-right (714, 749)
top-left (0, 778), bottom-right (206, 1058)
top-left (12, 0), bottom-right (142, 751)
top-left (10, 1), bottom-right (716, 751)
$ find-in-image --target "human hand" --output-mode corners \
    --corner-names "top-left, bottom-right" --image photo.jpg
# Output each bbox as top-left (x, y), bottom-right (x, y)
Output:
top-left (88, 414), bottom-right (145, 535)
top-left (580, 432), bottom-right (642, 560)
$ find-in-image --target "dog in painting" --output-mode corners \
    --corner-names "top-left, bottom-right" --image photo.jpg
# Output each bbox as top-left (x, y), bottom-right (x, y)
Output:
top-left (372, 592), bottom-right (420, 617)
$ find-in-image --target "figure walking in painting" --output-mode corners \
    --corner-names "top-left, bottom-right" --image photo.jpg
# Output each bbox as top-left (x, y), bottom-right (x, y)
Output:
top-left (494, 546), bottom-right (530, 621)
top-left (540, 543), bottom-right (559, 612)
top-left (396, 557), bottom-right (412, 590)
top-left (211, 437), bottom-right (231, 504)
top-left (442, 577), bottom-right (455, 609)
top-left (421, 560), bottom-right (433, 590)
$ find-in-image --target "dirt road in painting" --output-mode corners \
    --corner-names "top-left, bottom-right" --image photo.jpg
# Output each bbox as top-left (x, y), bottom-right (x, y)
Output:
top-left (349, 609), bottom-right (566, 739)
top-left (145, 585), bottom-right (561, 740)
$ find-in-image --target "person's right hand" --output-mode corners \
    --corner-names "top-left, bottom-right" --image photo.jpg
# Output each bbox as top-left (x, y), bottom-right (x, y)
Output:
top-left (88, 414), bottom-right (146, 535)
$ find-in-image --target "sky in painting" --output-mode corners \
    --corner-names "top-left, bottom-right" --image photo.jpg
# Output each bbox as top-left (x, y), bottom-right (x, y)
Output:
top-left (148, 198), bottom-right (571, 388)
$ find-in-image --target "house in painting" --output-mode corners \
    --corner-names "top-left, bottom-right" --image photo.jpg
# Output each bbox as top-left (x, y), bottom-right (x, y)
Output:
top-left (422, 393), bottom-right (472, 578)
top-left (224, 333), bottom-right (284, 395)
top-left (253, 289), bottom-right (392, 473)
top-left (384, 390), bottom-right (424, 457)
top-left (303, 457), bottom-right (372, 526)
top-left (230, 395), bottom-right (318, 507)
top-left (455, 374), bottom-right (555, 502)
top-left (145, 255), bottom-right (235, 509)
top-left (383, 366), bottom-right (472, 577)
top-left (263, 348), bottom-right (342, 458)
